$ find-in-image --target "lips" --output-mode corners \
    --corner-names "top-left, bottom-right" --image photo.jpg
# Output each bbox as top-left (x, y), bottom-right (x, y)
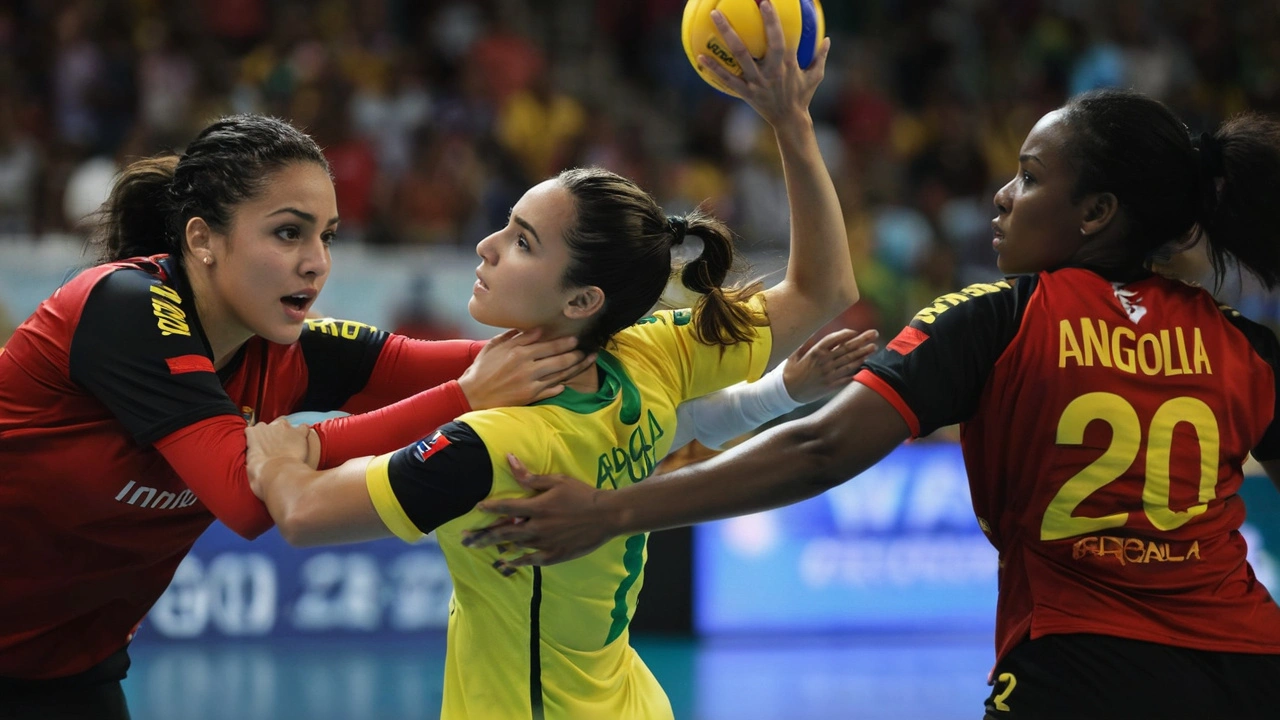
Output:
top-left (474, 270), bottom-right (489, 293)
top-left (281, 289), bottom-right (318, 320)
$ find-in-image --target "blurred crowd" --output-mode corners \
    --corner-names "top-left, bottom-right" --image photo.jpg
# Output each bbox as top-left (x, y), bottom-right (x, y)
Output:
top-left (2, 0), bottom-right (1280, 335)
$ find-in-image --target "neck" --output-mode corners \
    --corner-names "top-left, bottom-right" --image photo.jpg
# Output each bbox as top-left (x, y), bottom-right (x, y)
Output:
top-left (189, 265), bottom-right (252, 370)
top-left (528, 323), bottom-right (598, 394)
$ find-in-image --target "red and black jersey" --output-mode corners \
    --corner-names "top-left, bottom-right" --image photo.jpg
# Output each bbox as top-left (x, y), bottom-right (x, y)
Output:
top-left (0, 255), bottom-right (480, 679)
top-left (858, 267), bottom-right (1280, 666)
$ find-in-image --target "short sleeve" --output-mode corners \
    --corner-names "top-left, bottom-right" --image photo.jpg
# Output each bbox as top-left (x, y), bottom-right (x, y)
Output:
top-left (858, 277), bottom-right (1037, 437)
top-left (365, 422), bottom-right (494, 542)
top-left (295, 317), bottom-right (391, 412)
top-left (69, 268), bottom-right (238, 445)
top-left (618, 293), bottom-right (772, 404)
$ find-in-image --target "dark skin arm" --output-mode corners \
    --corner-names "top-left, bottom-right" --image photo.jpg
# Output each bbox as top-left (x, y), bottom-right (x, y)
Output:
top-left (465, 382), bottom-right (912, 566)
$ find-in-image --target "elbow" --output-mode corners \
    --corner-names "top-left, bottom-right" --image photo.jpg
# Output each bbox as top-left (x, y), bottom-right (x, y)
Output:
top-left (272, 501), bottom-right (326, 547)
top-left (788, 418), bottom-right (855, 494)
top-left (829, 278), bottom-right (860, 318)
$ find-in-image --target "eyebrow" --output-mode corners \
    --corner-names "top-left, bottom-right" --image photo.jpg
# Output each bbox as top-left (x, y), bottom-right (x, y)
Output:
top-left (513, 214), bottom-right (542, 246)
top-left (267, 207), bottom-right (341, 227)
top-left (1019, 154), bottom-right (1045, 169)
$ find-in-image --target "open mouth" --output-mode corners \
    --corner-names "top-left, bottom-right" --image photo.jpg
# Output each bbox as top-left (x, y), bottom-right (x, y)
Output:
top-left (281, 292), bottom-right (316, 317)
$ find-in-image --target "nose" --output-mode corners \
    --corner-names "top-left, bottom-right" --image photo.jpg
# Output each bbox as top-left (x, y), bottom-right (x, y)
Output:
top-left (299, 234), bottom-right (330, 280)
top-left (475, 231), bottom-right (499, 264)
top-left (993, 177), bottom-right (1014, 215)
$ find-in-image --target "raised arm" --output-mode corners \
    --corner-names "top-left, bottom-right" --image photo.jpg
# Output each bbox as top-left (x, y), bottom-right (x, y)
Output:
top-left (706, 2), bottom-right (857, 364)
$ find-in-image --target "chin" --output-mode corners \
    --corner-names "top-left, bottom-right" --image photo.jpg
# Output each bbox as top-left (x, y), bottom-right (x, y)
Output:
top-left (260, 323), bottom-right (306, 346)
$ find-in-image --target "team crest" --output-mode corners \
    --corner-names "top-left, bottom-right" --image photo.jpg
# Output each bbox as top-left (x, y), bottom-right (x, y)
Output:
top-left (240, 406), bottom-right (256, 424)
top-left (412, 431), bottom-right (452, 463)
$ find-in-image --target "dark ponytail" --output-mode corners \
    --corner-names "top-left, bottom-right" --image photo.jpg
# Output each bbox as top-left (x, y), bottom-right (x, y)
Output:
top-left (1195, 115), bottom-right (1280, 289)
top-left (88, 114), bottom-right (329, 265)
top-left (675, 209), bottom-right (762, 346)
top-left (90, 155), bottom-right (181, 262)
top-left (1060, 90), bottom-right (1280, 289)
top-left (557, 168), bottom-right (760, 354)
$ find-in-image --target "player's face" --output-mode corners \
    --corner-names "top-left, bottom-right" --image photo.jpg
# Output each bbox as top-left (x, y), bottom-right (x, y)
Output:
top-left (992, 110), bottom-right (1089, 275)
top-left (469, 179), bottom-right (587, 333)
top-left (207, 162), bottom-right (336, 345)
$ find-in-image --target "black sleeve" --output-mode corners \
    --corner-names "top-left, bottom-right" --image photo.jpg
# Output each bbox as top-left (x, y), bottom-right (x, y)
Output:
top-left (387, 421), bottom-right (493, 534)
top-left (1220, 307), bottom-right (1280, 461)
top-left (295, 317), bottom-right (391, 412)
top-left (862, 276), bottom-right (1038, 436)
top-left (69, 268), bottom-right (239, 445)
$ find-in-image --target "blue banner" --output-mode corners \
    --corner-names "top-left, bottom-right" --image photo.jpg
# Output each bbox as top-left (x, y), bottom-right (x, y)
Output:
top-left (135, 531), bottom-right (452, 640)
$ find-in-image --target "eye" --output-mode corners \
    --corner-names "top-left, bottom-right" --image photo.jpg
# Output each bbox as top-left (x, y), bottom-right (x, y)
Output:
top-left (275, 226), bottom-right (302, 242)
top-left (321, 230), bottom-right (337, 246)
top-left (515, 234), bottom-right (530, 251)
top-left (1021, 171), bottom-right (1036, 185)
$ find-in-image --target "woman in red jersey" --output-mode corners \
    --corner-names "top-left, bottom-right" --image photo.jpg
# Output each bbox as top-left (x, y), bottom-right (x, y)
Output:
top-left (470, 91), bottom-right (1280, 719)
top-left (0, 114), bottom-right (586, 718)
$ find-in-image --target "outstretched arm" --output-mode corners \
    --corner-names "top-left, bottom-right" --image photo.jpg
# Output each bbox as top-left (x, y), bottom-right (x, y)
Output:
top-left (466, 381), bottom-right (909, 566)
top-left (706, 2), bottom-right (857, 363)
top-left (673, 327), bottom-right (877, 450)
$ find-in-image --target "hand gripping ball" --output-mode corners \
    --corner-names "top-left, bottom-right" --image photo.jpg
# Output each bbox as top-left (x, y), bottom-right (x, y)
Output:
top-left (681, 0), bottom-right (825, 97)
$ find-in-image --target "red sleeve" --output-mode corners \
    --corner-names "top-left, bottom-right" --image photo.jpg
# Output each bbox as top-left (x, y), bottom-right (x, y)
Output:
top-left (314, 381), bottom-right (472, 469)
top-left (154, 415), bottom-right (275, 539)
top-left (339, 336), bottom-right (485, 414)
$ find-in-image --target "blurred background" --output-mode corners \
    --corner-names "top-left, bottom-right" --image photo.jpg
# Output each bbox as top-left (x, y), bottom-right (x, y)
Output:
top-left (3, 0), bottom-right (1280, 718)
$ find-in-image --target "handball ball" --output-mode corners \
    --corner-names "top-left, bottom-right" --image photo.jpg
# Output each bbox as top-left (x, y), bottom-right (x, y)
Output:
top-left (681, 0), bottom-right (825, 97)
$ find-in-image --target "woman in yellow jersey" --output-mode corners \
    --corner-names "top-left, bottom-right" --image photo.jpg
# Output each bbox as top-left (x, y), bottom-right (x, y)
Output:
top-left (245, 3), bottom-right (857, 718)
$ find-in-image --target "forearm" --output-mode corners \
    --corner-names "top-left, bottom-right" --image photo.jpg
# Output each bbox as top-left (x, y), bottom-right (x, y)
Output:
top-left (674, 361), bottom-right (798, 451)
top-left (605, 384), bottom-right (909, 535)
top-left (775, 113), bottom-right (858, 313)
top-left (260, 456), bottom-right (391, 547)
top-left (314, 382), bottom-right (470, 468)
top-left (341, 337), bottom-right (481, 414)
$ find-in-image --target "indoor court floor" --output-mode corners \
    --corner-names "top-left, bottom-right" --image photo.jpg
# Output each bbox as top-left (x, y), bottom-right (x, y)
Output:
top-left (122, 632), bottom-right (993, 720)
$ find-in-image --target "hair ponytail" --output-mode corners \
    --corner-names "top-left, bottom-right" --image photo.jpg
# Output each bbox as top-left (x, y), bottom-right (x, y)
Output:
top-left (1195, 115), bottom-right (1280, 289)
top-left (678, 209), bottom-right (762, 346)
top-left (88, 155), bottom-right (181, 263)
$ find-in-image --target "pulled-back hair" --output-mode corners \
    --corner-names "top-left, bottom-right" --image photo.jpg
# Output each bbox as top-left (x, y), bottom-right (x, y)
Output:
top-left (556, 167), bottom-right (760, 354)
top-left (89, 115), bottom-right (330, 264)
top-left (1061, 89), bottom-right (1280, 288)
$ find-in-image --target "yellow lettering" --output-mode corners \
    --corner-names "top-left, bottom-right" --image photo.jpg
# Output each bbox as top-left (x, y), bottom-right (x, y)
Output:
top-left (1160, 330), bottom-right (1183, 376)
top-left (1142, 541), bottom-right (1165, 563)
top-left (1099, 536), bottom-right (1127, 565)
top-left (1193, 328), bottom-right (1211, 374)
top-left (157, 318), bottom-right (190, 337)
top-left (1165, 543), bottom-right (1185, 562)
top-left (1175, 327), bottom-right (1192, 373)
top-left (1137, 334), bottom-right (1161, 376)
top-left (1186, 541), bottom-right (1201, 560)
top-left (913, 301), bottom-right (951, 325)
top-left (151, 298), bottom-right (186, 323)
top-left (1123, 537), bottom-right (1146, 564)
top-left (1112, 326), bottom-right (1136, 374)
top-left (1081, 318), bottom-right (1111, 367)
top-left (1059, 320), bottom-right (1083, 367)
top-left (340, 322), bottom-right (360, 340)
top-left (149, 284), bottom-right (182, 303)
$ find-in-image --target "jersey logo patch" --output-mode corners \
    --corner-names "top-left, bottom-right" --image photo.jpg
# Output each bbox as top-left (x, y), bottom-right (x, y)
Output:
top-left (887, 326), bottom-right (929, 355)
top-left (412, 432), bottom-right (451, 463)
top-left (165, 354), bottom-right (215, 374)
top-left (1112, 284), bottom-right (1147, 323)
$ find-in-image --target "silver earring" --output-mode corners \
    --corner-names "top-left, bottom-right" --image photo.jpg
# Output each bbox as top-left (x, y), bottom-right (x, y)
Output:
top-left (1080, 228), bottom-right (1088, 236)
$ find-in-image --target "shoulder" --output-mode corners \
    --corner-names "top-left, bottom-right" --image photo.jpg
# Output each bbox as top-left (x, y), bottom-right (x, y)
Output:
top-left (909, 275), bottom-right (1037, 330)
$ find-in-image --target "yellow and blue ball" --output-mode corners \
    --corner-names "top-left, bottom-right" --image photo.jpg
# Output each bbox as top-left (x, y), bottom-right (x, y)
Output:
top-left (681, 0), bottom-right (825, 98)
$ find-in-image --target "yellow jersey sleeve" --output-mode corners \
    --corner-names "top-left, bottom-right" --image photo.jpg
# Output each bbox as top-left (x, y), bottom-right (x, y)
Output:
top-left (613, 293), bottom-right (772, 403)
top-left (365, 452), bottom-right (428, 543)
